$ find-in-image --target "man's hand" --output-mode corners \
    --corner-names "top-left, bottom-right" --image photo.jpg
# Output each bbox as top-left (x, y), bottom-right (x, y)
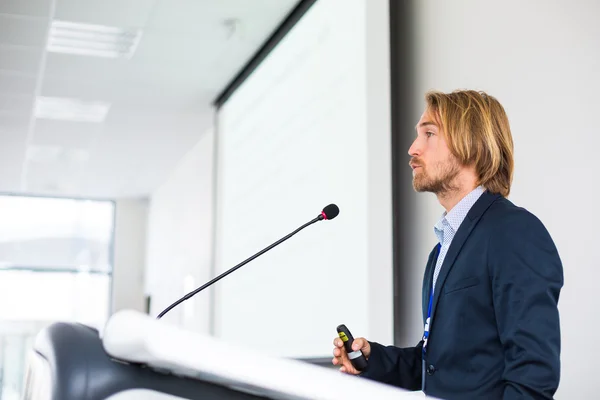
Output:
top-left (332, 336), bottom-right (371, 374)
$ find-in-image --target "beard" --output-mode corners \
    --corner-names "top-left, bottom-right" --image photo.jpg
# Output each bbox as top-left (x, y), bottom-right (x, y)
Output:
top-left (412, 156), bottom-right (461, 195)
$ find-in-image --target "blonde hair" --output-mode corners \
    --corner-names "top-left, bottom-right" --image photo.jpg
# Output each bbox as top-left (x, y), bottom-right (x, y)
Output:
top-left (425, 89), bottom-right (514, 197)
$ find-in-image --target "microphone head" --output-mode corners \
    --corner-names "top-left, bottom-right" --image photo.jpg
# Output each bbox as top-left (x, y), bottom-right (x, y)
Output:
top-left (321, 204), bottom-right (339, 220)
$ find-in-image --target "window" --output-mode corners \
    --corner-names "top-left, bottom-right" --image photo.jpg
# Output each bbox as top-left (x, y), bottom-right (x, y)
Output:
top-left (0, 195), bottom-right (115, 400)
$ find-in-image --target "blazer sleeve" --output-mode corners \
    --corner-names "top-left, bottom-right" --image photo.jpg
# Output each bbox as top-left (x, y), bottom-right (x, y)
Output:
top-left (489, 210), bottom-right (563, 399)
top-left (359, 340), bottom-right (423, 391)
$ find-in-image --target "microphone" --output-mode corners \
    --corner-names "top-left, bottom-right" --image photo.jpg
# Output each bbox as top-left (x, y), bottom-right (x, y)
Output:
top-left (156, 203), bottom-right (340, 319)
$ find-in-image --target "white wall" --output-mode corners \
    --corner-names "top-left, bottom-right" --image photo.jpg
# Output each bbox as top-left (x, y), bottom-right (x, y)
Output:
top-left (408, 1), bottom-right (600, 396)
top-left (145, 128), bottom-right (215, 333)
top-left (112, 198), bottom-right (148, 314)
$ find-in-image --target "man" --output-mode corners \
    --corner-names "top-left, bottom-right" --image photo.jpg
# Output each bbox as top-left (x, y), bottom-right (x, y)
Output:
top-left (332, 90), bottom-right (563, 399)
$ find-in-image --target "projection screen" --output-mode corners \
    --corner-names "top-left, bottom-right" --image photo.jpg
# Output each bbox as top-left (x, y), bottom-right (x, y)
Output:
top-left (214, 0), bottom-right (376, 359)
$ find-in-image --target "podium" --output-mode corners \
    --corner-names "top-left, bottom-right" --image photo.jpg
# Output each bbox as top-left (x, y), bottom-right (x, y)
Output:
top-left (22, 310), bottom-right (424, 399)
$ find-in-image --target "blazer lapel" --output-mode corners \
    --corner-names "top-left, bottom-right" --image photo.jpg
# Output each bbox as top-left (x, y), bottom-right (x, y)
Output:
top-left (430, 191), bottom-right (501, 321)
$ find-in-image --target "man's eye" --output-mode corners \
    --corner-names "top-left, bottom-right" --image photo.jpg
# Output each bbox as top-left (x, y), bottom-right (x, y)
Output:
top-left (426, 131), bottom-right (434, 137)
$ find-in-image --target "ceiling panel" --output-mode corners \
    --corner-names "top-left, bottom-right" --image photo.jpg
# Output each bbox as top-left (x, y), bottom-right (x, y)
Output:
top-left (131, 31), bottom-right (215, 65)
top-left (0, 0), bottom-right (53, 19)
top-left (0, 94), bottom-right (34, 113)
top-left (43, 52), bottom-right (128, 82)
top-left (104, 94), bottom-right (207, 115)
top-left (32, 119), bottom-right (102, 148)
top-left (23, 157), bottom-right (85, 196)
top-left (0, 0), bottom-right (302, 198)
top-left (0, 46), bottom-right (44, 75)
top-left (0, 71), bottom-right (39, 95)
top-left (44, 45), bottom-right (214, 92)
top-left (0, 128), bottom-right (28, 147)
top-left (0, 133), bottom-right (26, 193)
top-left (40, 73), bottom-right (212, 106)
top-left (40, 75), bottom-right (138, 102)
top-left (0, 112), bottom-right (30, 134)
top-left (54, 0), bottom-right (157, 27)
top-left (148, 0), bottom-right (296, 34)
top-left (0, 15), bottom-right (49, 48)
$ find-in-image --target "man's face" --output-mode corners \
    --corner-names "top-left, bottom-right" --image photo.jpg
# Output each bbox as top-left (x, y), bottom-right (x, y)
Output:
top-left (408, 108), bottom-right (461, 194)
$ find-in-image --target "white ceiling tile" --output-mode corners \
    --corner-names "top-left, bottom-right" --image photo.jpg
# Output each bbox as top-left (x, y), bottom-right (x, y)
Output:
top-left (23, 158), bottom-right (85, 195)
top-left (0, 0), bottom-right (53, 18)
top-left (0, 71), bottom-right (38, 95)
top-left (40, 73), bottom-right (212, 108)
top-left (0, 46), bottom-right (44, 75)
top-left (147, 0), bottom-right (219, 32)
top-left (43, 46), bottom-right (211, 93)
top-left (148, 0), bottom-right (298, 34)
top-left (0, 94), bottom-right (34, 113)
top-left (0, 129), bottom-right (27, 147)
top-left (43, 52), bottom-right (127, 82)
top-left (132, 30), bottom-right (215, 65)
top-left (0, 134), bottom-right (26, 193)
top-left (27, 144), bottom-right (90, 164)
top-left (40, 76), bottom-right (128, 102)
top-left (0, 15), bottom-right (49, 48)
top-left (32, 119), bottom-right (102, 148)
top-left (54, 0), bottom-right (157, 28)
top-left (90, 114), bottom-right (209, 158)
top-left (0, 112), bottom-right (30, 133)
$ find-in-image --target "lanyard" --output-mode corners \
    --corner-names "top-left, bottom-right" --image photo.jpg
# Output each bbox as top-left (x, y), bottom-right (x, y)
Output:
top-left (422, 287), bottom-right (434, 356)
top-left (422, 243), bottom-right (440, 356)
top-left (422, 243), bottom-right (441, 392)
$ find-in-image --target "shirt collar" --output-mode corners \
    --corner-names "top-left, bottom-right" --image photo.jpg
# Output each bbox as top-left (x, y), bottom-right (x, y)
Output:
top-left (434, 186), bottom-right (485, 236)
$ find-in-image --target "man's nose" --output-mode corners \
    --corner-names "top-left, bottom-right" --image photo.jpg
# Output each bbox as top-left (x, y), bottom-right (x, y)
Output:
top-left (408, 137), bottom-right (421, 156)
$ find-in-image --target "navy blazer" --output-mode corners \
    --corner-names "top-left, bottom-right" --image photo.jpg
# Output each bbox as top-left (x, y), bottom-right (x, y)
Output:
top-left (361, 191), bottom-right (563, 399)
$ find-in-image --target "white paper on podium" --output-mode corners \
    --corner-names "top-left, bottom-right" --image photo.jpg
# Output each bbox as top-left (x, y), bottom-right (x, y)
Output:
top-left (102, 310), bottom-right (429, 400)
